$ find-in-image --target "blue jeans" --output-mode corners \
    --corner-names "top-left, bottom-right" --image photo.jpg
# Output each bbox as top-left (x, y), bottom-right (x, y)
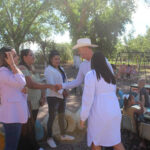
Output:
top-left (3, 123), bottom-right (22, 150)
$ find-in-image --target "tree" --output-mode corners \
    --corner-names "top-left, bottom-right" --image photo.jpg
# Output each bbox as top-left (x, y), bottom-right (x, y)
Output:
top-left (0, 0), bottom-right (65, 53)
top-left (35, 42), bottom-right (72, 64)
top-left (115, 27), bottom-right (150, 55)
top-left (54, 0), bottom-right (135, 56)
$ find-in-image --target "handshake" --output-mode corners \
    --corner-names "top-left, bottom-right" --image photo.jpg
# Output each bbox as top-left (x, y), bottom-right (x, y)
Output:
top-left (52, 84), bottom-right (68, 98)
top-left (52, 84), bottom-right (62, 91)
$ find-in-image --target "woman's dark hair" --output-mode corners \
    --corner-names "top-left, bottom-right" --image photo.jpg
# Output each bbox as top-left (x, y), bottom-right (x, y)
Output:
top-left (111, 64), bottom-right (116, 70)
top-left (123, 95), bottom-right (133, 110)
top-left (48, 50), bottom-right (60, 66)
top-left (20, 49), bottom-right (31, 70)
top-left (91, 51), bottom-right (116, 84)
top-left (49, 50), bottom-right (66, 82)
top-left (0, 46), bottom-right (13, 67)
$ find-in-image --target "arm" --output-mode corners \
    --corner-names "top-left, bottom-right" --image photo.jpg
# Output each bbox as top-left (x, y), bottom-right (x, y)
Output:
top-left (135, 101), bottom-right (144, 114)
top-left (5, 52), bottom-right (22, 75)
top-left (1, 52), bottom-right (26, 88)
top-left (19, 66), bottom-right (55, 90)
top-left (80, 71), bottom-right (96, 122)
top-left (62, 64), bottom-right (84, 89)
top-left (0, 71), bottom-right (26, 89)
top-left (25, 75), bottom-right (55, 90)
top-left (141, 95), bottom-right (145, 108)
top-left (44, 68), bottom-right (63, 94)
top-left (39, 89), bottom-right (46, 106)
top-left (139, 88), bottom-right (146, 107)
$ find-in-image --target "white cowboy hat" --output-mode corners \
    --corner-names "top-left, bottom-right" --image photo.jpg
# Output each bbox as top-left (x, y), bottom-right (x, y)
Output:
top-left (72, 38), bottom-right (98, 50)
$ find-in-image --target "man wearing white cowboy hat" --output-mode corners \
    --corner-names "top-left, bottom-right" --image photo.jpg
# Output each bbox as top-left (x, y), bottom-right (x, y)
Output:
top-left (57, 38), bottom-right (113, 90)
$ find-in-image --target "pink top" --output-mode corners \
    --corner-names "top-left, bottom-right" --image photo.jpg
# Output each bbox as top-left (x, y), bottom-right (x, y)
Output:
top-left (0, 67), bottom-right (28, 123)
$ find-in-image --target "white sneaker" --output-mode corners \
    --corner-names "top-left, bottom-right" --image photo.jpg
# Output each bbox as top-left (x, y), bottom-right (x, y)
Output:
top-left (38, 148), bottom-right (44, 150)
top-left (47, 138), bottom-right (57, 148)
top-left (60, 134), bottom-right (75, 141)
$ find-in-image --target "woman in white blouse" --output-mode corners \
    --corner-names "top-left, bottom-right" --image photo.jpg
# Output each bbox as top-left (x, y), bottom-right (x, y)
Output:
top-left (44, 50), bottom-right (74, 148)
top-left (0, 46), bottom-right (28, 150)
top-left (80, 52), bottom-right (125, 150)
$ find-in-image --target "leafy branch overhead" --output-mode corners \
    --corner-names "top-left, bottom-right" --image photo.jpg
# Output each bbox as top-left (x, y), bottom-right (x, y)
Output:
top-left (0, 0), bottom-right (66, 53)
top-left (0, 0), bottom-right (149, 58)
top-left (53, 0), bottom-right (136, 56)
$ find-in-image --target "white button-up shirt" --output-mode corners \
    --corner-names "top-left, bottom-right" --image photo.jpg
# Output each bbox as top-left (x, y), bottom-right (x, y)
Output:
top-left (44, 65), bottom-right (64, 99)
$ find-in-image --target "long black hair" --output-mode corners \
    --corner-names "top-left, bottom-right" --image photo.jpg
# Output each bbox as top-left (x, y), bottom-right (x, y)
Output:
top-left (49, 50), bottom-right (66, 82)
top-left (20, 49), bottom-right (31, 70)
top-left (0, 46), bottom-right (13, 67)
top-left (91, 51), bottom-right (116, 84)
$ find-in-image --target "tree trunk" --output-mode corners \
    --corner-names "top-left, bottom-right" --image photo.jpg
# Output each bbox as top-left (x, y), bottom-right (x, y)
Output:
top-left (42, 46), bottom-right (47, 67)
top-left (14, 43), bottom-right (20, 54)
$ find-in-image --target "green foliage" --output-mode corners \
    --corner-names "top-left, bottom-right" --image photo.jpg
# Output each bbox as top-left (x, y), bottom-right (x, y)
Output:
top-left (35, 42), bottom-right (72, 64)
top-left (55, 43), bottom-right (73, 63)
top-left (114, 27), bottom-right (150, 65)
top-left (54, 0), bottom-right (135, 56)
top-left (0, 0), bottom-right (137, 61)
top-left (115, 28), bottom-right (150, 54)
top-left (0, 0), bottom-right (65, 53)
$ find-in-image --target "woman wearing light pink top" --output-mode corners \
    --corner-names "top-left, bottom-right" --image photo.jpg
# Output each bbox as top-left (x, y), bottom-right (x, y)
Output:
top-left (0, 46), bottom-right (28, 150)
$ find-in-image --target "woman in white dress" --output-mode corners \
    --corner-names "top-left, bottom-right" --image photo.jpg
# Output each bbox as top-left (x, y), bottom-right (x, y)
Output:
top-left (80, 51), bottom-right (125, 150)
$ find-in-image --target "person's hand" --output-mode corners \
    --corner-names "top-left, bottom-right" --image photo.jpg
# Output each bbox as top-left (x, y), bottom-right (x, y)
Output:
top-left (50, 85), bottom-right (58, 92)
top-left (80, 120), bottom-right (86, 129)
top-left (55, 84), bottom-right (62, 90)
top-left (21, 87), bottom-right (28, 94)
top-left (63, 90), bottom-right (68, 98)
top-left (39, 97), bottom-right (46, 106)
top-left (5, 52), bottom-right (15, 67)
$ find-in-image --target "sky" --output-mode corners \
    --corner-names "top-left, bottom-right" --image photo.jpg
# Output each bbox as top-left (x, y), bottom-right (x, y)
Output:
top-left (125, 0), bottom-right (150, 37)
top-left (30, 0), bottom-right (150, 51)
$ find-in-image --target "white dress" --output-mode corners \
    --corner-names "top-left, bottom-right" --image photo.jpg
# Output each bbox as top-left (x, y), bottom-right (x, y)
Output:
top-left (80, 70), bottom-right (121, 147)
